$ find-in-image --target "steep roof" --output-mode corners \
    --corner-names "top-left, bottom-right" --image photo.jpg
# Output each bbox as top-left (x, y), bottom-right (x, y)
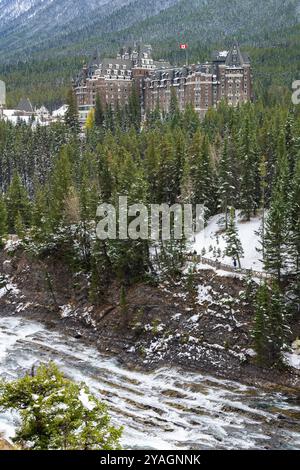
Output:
top-left (17, 97), bottom-right (34, 113)
top-left (225, 43), bottom-right (250, 66)
top-left (212, 44), bottom-right (250, 65)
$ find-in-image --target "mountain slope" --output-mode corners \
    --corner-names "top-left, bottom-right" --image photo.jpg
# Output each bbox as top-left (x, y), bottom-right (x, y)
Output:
top-left (0, 0), bottom-right (180, 61)
top-left (1, 0), bottom-right (300, 107)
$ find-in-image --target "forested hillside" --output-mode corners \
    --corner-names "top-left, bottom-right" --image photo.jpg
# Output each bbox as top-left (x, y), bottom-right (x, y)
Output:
top-left (0, 97), bottom-right (299, 369)
top-left (1, 0), bottom-right (300, 107)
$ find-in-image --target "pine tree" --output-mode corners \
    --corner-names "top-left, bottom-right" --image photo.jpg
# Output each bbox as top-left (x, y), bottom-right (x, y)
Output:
top-left (0, 363), bottom-right (122, 450)
top-left (157, 132), bottom-right (178, 204)
top-left (286, 154), bottom-right (300, 316)
top-left (128, 87), bottom-right (141, 131)
top-left (224, 208), bottom-right (244, 268)
top-left (65, 88), bottom-right (80, 134)
top-left (218, 136), bottom-right (234, 228)
top-left (31, 184), bottom-right (50, 242)
top-left (49, 145), bottom-right (73, 230)
top-left (267, 280), bottom-right (286, 365)
top-left (239, 115), bottom-right (259, 220)
top-left (94, 93), bottom-right (104, 128)
top-left (253, 281), bottom-right (286, 366)
top-left (263, 151), bottom-right (289, 284)
top-left (169, 88), bottom-right (181, 127)
top-left (14, 211), bottom-right (25, 239)
top-left (192, 134), bottom-right (216, 218)
top-left (0, 194), bottom-right (7, 244)
top-left (5, 172), bottom-right (31, 234)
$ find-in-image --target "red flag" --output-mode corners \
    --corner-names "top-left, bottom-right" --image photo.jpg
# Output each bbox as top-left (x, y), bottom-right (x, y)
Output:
top-left (180, 44), bottom-right (188, 50)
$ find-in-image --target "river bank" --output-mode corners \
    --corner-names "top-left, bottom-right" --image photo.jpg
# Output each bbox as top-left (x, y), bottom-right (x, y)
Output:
top-left (0, 314), bottom-right (300, 450)
top-left (1, 248), bottom-right (299, 391)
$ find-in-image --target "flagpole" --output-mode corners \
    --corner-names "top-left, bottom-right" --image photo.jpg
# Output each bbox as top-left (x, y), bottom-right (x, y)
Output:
top-left (180, 44), bottom-right (188, 66)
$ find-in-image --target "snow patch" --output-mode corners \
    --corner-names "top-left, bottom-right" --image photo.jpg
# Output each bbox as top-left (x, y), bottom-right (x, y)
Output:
top-left (284, 353), bottom-right (300, 370)
top-left (193, 213), bottom-right (264, 272)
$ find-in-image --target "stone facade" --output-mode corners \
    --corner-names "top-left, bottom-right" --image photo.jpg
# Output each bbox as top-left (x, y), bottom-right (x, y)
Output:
top-left (74, 43), bottom-right (252, 124)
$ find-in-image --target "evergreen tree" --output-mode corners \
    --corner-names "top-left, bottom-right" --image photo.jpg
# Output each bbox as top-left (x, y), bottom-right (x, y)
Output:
top-left (263, 151), bottom-right (289, 284)
top-left (94, 93), bottom-right (104, 128)
top-left (128, 87), bottom-right (141, 131)
top-left (31, 183), bottom-right (50, 242)
top-left (5, 172), bottom-right (31, 233)
top-left (65, 88), bottom-right (80, 133)
top-left (192, 134), bottom-right (216, 218)
top-left (224, 208), bottom-right (244, 268)
top-left (0, 194), bottom-right (7, 244)
top-left (218, 136), bottom-right (234, 228)
top-left (169, 88), bottom-right (181, 127)
top-left (157, 132), bottom-right (178, 204)
top-left (0, 363), bottom-right (122, 450)
top-left (239, 115), bottom-right (259, 220)
top-left (14, 211), bottom-right (26, 239)
top-left (286, 154), bottom-right (300, 315)
top-left (49, 145), bottom-right (73, 228)
top-left (253, 281), bottom-right (286, 366)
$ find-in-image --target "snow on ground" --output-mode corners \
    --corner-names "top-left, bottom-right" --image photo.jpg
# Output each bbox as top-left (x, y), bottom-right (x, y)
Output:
top-left (284, 353), bottom-right (300, 370)
top-left (193, 213), bottom-right (263, 272)
top-left (0, 281), bottom-right (19, 299)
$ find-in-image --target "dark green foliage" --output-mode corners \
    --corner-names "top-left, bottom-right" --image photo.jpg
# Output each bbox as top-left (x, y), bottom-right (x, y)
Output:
top-left (94, 94), bottom-right (104, 129)
top-left (0, 97), bottom-right (298, 349)
top-left (0, 194), bottom-right (7, 243)
top-left (253, 282), bottom-right (286, 366)
top-left (65, 89), bottom-right (80, 133)
top-left (0, 363), bottom-right (123, 450)
top-left (1, 0), bottom-right (299, 110)
top-left (224, 208), bottom-right (244, 269)
top-left (5, 172), bottom-right (31, 234)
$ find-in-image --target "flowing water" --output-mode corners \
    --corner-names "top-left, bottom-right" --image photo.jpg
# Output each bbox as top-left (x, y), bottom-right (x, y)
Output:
top-left (0, 315), bottom-right (299, 450)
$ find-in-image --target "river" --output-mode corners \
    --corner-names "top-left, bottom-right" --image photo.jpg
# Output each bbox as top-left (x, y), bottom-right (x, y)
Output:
top-left (0, 315), bottom-right (299, 450)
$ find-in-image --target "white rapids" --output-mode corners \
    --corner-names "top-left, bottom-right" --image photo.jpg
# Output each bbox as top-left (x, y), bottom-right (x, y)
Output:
top-left (0, 315), bottom-right (299, 450)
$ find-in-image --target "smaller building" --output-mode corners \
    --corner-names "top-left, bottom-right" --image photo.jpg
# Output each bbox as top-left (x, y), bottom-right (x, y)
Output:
top-left (0, 95), bottom-right (67, 127)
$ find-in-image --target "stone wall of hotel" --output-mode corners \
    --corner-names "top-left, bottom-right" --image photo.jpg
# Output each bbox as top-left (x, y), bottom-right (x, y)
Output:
top-left (74, 45), bottom-right (253, 123)
top-left (144, 65), bottom-right (252, 118)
